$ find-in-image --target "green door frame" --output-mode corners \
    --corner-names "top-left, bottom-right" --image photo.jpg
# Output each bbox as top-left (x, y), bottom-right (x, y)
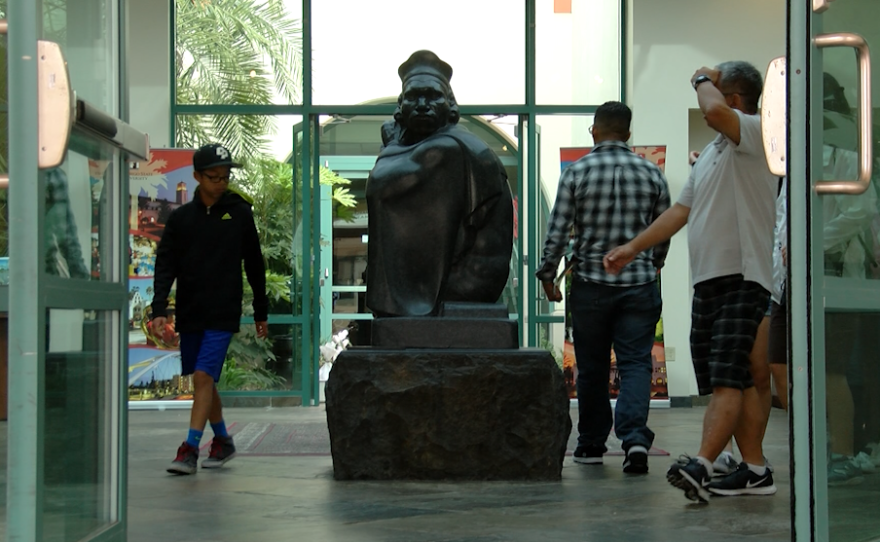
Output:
top-left (170, 0), bottom-right (624, 400)
top-left (788, 4), bottom-right (812, 540)
top-left (7, 0), bottom-right (132, 539)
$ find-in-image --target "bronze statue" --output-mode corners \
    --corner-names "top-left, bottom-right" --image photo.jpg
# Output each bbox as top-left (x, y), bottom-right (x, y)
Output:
top-left (365, 50), bottom-right (514, 317)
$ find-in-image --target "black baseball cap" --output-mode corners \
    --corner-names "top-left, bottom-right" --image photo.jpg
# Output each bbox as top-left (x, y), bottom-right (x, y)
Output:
top-left (193, 144), bottom-right (242, 171)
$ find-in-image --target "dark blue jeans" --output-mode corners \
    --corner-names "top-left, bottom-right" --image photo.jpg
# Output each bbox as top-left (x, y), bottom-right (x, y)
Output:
top-left (570, 279), bottom-right (662, 452)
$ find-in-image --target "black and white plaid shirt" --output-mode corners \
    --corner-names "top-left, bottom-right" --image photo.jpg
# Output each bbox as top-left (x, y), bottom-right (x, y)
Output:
top-left (536, 140), bottom-right (671, 286)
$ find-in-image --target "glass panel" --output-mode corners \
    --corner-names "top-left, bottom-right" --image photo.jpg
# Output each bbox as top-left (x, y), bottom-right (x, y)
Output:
top-left (221, 323), bottom-right (298, 391)
top-left (45, 0), bottom-right (118, 116)
top-left (311, 0), bottom-right (525, 105)
top-left (535, 114), bottom-right (667, 401)
top-left (820, 3), bottom-right (880, 541)
top-left (536, 0), bottom-right (621, 105)
top-left (0, 112), bottom-right (8, 260)
top-left (166, 115), bottom-right (304, 392)
top-left (44, 137), bottom-right (119, 282)
top-left (44, 308), bottom-right (117, 540)
top-left (174, 0), bottom-right (303, 106)
top-left (320, 112), bottom-right (520, 339)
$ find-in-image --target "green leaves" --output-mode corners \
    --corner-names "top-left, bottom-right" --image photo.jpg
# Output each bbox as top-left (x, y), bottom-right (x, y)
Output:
top-left (175, 0), bottom-right (302, 160)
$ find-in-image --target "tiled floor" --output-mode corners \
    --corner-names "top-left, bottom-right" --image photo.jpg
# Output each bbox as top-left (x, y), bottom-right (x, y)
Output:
top-left (118, 405), bottom-right (793, 542)
top-left (0, 404), bottom-right (800, 541)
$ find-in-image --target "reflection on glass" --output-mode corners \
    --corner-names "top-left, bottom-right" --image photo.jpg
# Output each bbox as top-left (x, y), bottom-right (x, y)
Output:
top-left (44, 0), bottom-right (118, 116)
top-left (822, 4), bottom-right (880, 540)
top-left (44, 309), bottom-right (115, 540)
top-left (43, 144), bottom-right (117, 282)
top-left (174, 0), bottom-right (303, 106)
top-left (0, 112), bottom-right (8, 258)
top-left (821, 72), bottom-right (878, 280)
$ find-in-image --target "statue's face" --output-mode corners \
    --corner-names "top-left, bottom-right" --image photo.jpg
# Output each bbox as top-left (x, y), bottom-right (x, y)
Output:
top-left (399, 75), bottom-right (451, 140)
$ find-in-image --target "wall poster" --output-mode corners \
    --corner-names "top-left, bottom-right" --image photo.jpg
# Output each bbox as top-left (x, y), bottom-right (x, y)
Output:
top-left (128, 149), bottom-right (196, 402)
top-left (558, 146), bottom-right (669, 401)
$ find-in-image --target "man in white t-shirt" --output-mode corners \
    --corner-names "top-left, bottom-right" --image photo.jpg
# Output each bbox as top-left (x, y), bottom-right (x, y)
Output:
top-left (604, 61), bottom-right (778, 502)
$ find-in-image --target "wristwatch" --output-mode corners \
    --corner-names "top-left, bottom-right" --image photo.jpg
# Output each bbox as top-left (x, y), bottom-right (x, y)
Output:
top-left (692, 74), bottom-right (712, 90)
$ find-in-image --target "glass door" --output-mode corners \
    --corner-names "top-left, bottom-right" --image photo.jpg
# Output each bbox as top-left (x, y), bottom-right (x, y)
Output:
top-left (6, 0), bottom-right (143, 540)
top-left (788, 0), bottom-right (880, 540)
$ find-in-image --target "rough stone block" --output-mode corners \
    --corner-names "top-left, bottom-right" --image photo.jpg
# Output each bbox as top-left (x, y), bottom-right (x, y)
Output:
top-left (325, 348), bottom-right (572, 481)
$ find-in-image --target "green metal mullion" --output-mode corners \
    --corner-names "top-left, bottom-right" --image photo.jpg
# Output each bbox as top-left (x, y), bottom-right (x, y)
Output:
top-left (297, 105), bottom-right (395, 115)
top-left (115, 145), bottom-right (130, 542)
top-left (168, 0), bottom-right (177, 146)
top-left (619, 0), bottom-right (627, 104)
top-left (239, 314), bottom-right (304, 325)
top-left (220, 390), bottom-right (303, 398)
top-left (7, 0), bottom-right (44, 537)
top-left (300, 117), bottom-right (312, 406)
top-left (526, 115), bottom-right (538, 348)
top-left (524, 0), bottom-right (537, 348)
top-left (789, 1), bottom-right (816, 539)
top-left (115, 3), bottom-right (131, 527)
top-left (42, 279), bottom-right (127, 310)
top-left (302, 0), bottom-right (312, 108)
top-left (174, 104), bottom-right (307, 115)
top-left (310, 114), bottom-right (322, 406)
top-left (533, 315), bottom-right (564, 324)
top-left (516, 115), bottom-right (525, 346)
top-left (526, 0), bottom-right (536, 107)
top-left (174, 104), bottom-right (606, 116)
top-left (88, 525), bottom-right (125, 542)
top-left (175, 104), bottom-right (604, 117)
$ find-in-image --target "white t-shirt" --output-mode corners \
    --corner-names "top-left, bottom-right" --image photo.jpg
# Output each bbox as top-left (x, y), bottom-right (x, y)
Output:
top-left (771, 177), bottom-right (787, 303)
top-left (678, 110), bottom-right (777, 291)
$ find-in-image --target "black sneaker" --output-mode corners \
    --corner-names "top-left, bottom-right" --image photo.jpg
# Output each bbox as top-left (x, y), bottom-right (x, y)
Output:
top-left (573, 445), bottom-right (604, 465)
top-left (666, 455), bottom-right (711, 502)
top-left (167, 442), bottom-right (199, 475)
top-left (202, 435), bottom-right (237, 469)
top-left (623, 449), bottom-right (649, 474)
top-left (707, 462), bottom-right (777, 496)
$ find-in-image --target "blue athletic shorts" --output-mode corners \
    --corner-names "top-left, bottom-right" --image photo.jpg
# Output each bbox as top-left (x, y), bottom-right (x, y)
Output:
top-left (179, 330), bottom-right (234, 382)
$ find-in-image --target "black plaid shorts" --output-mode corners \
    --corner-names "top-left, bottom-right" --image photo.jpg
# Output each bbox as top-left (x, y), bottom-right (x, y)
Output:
top-left (691, 274), bottom-right (770, 395)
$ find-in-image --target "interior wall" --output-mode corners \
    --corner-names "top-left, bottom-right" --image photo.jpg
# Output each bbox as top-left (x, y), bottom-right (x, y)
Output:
top-left (628, 0), bottom-right (786, 398)
top-left (126, 0), bottom-right (171, 147)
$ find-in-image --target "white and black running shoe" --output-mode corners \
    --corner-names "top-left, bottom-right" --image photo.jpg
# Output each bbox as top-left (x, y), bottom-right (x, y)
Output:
top-left (707, 462), bottom-right (777, 496)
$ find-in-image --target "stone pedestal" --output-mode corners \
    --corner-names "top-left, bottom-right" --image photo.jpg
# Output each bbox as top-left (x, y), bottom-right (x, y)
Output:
top-left (325, 348), bottom-right (572, 481)
top-left (371, 302), bottom-right (519, 349)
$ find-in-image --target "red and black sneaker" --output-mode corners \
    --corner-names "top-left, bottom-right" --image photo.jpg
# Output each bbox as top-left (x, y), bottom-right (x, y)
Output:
top-left (167, 442), bottom-right (199, 475)
top-left (202, 435), bottom-right (236, 469)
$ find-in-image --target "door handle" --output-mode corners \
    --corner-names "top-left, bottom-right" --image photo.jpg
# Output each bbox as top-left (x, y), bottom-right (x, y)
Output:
top-left (814, 33), bottom-right (873, 195)
top-left (813, 0), bottom-right (836, 13)
top-left (761, 56), bottom-right (787, 177)
top-left (38, 40), bottom-right (76, 169)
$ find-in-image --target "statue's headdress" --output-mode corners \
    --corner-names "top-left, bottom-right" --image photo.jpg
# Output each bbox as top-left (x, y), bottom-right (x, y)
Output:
top-left (398, 50), bottom-right (453, 86)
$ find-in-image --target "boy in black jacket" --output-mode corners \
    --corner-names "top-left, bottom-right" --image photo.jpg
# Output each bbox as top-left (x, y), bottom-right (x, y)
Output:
top-left (152, 143), bottom-right (269, 475)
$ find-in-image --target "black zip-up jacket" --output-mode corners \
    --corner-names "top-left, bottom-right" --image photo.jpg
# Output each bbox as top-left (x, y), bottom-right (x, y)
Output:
top-left (151, 187), bottom-right (268, 333)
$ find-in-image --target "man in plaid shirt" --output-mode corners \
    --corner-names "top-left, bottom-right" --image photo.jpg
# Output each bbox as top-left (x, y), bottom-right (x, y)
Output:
top-left (536, 101), bottom-right (670, 474)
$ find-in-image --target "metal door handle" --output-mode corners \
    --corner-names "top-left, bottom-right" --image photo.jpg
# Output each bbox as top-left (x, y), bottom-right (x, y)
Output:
top-left (38, 40), bottom-right (76, 169)
top-left (814, 0), bottom-right (836, 13)
top-left (814, 33), bottom-right (873, 195)
top-left (761, 56), bottom-right (787, 177)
